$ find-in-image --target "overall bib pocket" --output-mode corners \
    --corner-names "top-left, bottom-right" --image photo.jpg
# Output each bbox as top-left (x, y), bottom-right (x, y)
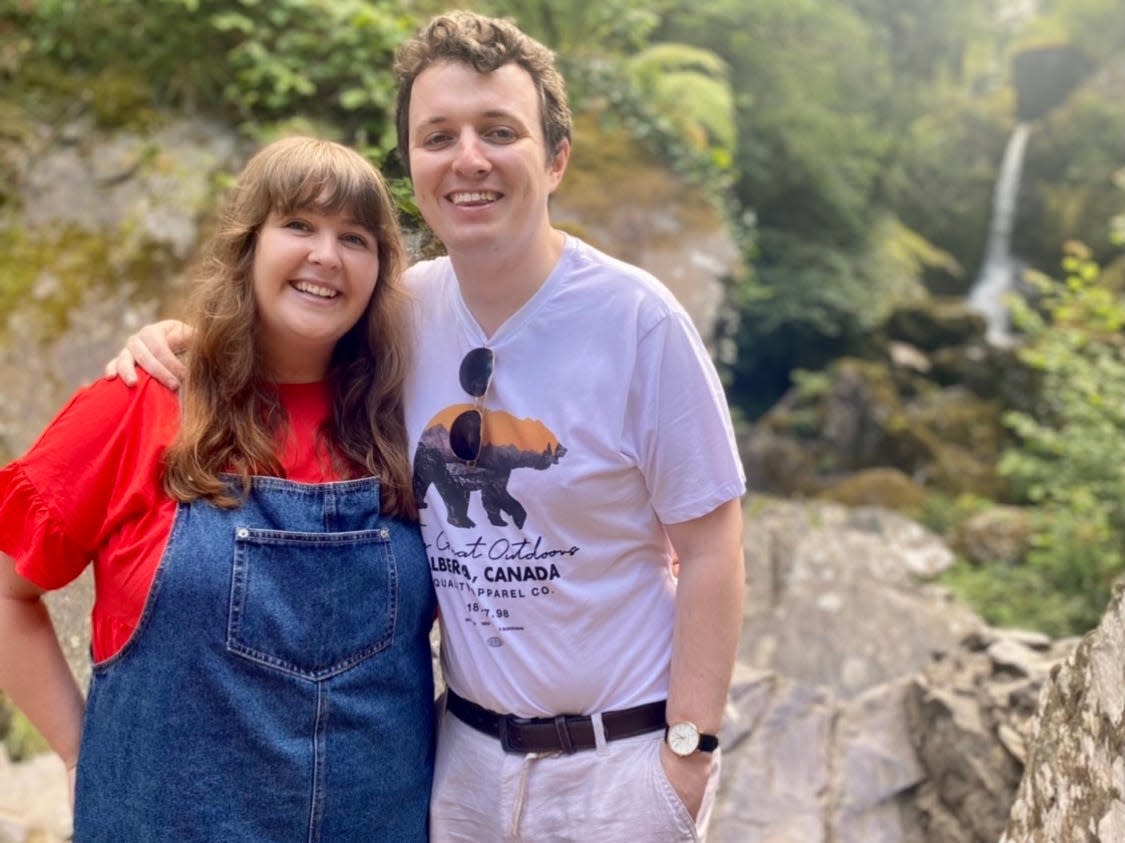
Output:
top-left (228, 526), bottom-right (398, 679)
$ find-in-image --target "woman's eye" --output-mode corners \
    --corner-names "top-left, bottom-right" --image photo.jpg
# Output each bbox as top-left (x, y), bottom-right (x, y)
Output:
top-left (343, 233), bottom-right (369, 247)
top-left (284, 219), bottom-right (311, 231)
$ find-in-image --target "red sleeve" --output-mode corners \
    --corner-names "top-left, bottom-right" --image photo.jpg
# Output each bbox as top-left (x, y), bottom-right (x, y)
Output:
top-left (0, 373), bottom-right (180, 591)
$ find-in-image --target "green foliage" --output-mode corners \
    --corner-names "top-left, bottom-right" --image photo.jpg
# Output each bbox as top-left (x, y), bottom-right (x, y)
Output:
top-left (626, 44), bottom-right (736, 163)
top-left (997, 253), bottom-right (1125, 633)
top-left (213, 0), bottom-right (411, 151)
top-left (0, 691), bottom-right (49, 762)
top-left (6, 0), bottom-right (414, 156)
top-left (659, 0), bottom-right (890, 249)
top-left (840, 0), bottom-right (991, 83)
top-left (919, 491), bottom-right (991, 538)
top-left (1047, 0), bottom-right (1125, 63)
top-left (882, 92), bottom-right (1012, 293)
top-left (876, 217), bottom-right (964, 289)
top-left (940, 559), bottom-right (1090, 637)
top-left (480, 0), bottom-right (661, 57)
top-left (1014, 89), bottom-right (1125, 273)
top-left (726, 219), bottom-right (929, 416)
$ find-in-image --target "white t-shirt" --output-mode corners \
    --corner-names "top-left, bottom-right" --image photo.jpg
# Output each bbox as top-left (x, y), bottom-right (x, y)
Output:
top-left (404, 235), bottom-right (746, 717)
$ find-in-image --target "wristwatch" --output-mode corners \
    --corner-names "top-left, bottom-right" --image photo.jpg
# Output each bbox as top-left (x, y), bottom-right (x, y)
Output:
top-left (664, 721), bottom-right (719, 756)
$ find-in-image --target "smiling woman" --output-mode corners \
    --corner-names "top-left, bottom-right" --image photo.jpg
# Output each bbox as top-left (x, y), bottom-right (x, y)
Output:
top-left (0, 136), bottom-right (435, 841)
top-left (252, 204), bottom-right (381, 383)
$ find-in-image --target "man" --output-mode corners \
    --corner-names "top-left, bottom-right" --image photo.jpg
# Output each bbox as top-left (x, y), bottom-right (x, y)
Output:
top-left (110, 11), bottom-right (745, 841)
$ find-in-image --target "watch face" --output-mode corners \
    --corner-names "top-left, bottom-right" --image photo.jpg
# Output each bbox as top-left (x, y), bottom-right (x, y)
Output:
top-left (667, 722), bottom-right (700, 756)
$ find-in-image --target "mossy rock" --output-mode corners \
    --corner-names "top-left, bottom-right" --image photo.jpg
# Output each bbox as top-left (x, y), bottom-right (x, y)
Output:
top-left (954, 505), bottom-right (1033, 566)
top-left (930, 343), bottom-right (1041, 412)
top-left (740, 428), bottom-right (820, 497)
top-left (818, 358), bottom-right (926, 471)
top-left (884, 300), bottom-right (987, 351)
top-left (752, 347), bottom-right (1015, 500)
top-left (922, 438), bottom-right (1005, 499)
top-left (759, 357), bottom-right (940, 475)
top-left (0, 102), bottom-right (35, 211)
top-left (905, 388), bottom-right (1006, 463)
top-left (815, 467), bottom-right (928, 517)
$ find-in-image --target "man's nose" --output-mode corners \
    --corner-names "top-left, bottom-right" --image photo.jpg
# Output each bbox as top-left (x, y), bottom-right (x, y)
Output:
top-left (453, 133), bottom-right (491, 177)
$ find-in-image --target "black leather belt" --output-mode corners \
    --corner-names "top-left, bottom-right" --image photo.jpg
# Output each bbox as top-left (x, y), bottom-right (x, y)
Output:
top-left (446, 688), bottom-right (667, 755)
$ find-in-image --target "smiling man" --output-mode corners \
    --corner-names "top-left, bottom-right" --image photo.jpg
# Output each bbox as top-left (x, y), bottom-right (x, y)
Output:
top-left (394, 13), bottom-right (746, 842)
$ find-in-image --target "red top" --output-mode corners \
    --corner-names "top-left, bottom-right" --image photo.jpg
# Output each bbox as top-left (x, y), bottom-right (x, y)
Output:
top-left (0, 373), bottom-right (344, 661)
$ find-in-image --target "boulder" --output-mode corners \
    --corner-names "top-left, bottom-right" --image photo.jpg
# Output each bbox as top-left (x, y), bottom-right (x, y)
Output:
top-left (1000, 584), bottom-right (1125, 842)
top-left (884, 301), bottom-right (987, 351)
top-left (738, 501), bottom-right (969, 698)
top-left (710, 500), bottom-right (1074, 843)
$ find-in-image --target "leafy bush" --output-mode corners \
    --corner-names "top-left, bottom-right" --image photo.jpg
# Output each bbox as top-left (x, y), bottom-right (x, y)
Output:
top-left (1014, 89), bottom-right (1125, 274)
top-left (940, 559), bottom-right (1090, 636)
top-left (6, 0), bottom-right (412, 156)
top-left (996, 249), bottom-right (1125, 633)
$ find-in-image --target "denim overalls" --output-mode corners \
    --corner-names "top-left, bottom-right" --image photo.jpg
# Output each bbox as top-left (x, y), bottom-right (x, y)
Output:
top-left (73, 476), bottom-right (435, 842)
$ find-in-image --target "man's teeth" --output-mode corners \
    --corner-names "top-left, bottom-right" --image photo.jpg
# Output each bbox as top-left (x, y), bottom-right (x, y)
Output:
top-left (451, 192), bottom-right (498, 205)
top-left (294, 281), bottom-right (338, 298)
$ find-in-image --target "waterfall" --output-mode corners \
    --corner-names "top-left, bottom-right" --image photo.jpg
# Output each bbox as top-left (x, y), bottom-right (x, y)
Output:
top-left (968, 122), bottom-right (1032, 344)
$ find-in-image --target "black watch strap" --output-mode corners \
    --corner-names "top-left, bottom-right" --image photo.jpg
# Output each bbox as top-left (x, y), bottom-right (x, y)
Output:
top-left (698, 732), bottom-right (719, 752)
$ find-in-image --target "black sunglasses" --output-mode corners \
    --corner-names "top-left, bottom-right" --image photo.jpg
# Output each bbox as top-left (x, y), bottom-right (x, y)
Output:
top-left (450, 347), bottom-right (495, 466)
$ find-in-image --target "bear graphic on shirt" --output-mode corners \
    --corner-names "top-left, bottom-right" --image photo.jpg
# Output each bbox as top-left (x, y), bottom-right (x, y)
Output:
top-left (413, 405), bottom-right (567, 530)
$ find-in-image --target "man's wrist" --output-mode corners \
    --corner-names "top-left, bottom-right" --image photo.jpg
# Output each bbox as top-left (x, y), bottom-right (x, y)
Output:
top-left (664, 720), bottom-right (720, 756)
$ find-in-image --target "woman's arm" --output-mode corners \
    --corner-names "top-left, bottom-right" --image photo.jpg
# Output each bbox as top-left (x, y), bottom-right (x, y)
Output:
top-left (103, 319), bottom-right (193, 389)
top-left (0, 553), bottom-right (85, 803)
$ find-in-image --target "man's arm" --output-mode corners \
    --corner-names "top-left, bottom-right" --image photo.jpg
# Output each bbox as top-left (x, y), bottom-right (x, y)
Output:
top-left (660, 497), bottom-right (745, 819)
top-left (0, 553), bottom-right (85, 807)
top-left (103, 319), bottom-right (193, 389)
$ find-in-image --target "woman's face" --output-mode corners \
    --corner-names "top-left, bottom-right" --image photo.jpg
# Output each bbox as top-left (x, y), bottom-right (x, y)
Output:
top-left (251, 204), bottom-right (380, 382)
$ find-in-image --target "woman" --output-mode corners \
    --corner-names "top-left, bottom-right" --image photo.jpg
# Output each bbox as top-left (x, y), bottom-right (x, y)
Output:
top-left (0, 137), bottom-right (434, 841)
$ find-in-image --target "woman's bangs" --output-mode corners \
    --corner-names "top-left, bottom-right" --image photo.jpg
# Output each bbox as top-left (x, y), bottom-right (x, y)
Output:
top-left (272, 153), bottom-right (383, 233)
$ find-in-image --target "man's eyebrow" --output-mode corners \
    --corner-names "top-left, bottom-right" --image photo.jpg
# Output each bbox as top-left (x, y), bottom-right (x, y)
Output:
top-left (415, 109), bottom-right (525, 127)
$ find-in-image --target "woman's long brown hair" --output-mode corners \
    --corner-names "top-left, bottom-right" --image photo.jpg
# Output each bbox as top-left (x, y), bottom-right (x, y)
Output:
top-left (163, 136), bottom-right (416, 519)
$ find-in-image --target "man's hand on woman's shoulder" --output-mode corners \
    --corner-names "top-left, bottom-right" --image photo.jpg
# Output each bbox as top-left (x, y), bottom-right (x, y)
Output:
top-left (103, 319), bottom-right (193, 389)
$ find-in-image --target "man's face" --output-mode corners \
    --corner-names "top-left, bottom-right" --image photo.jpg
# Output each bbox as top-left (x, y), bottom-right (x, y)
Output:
top-left (406, 61), bottom-right (569, 259)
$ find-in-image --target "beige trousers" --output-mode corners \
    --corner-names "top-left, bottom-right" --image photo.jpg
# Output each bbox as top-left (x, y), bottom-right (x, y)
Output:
top-left (429, 706), bottom-right (721, 842)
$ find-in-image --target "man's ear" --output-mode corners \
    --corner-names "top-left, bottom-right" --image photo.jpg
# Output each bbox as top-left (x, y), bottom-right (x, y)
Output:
top-left (546, 137), bottom-right (570, 194)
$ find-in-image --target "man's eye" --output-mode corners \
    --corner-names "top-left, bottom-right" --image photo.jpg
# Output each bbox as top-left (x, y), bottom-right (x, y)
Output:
top-left (486, 127), bottom-right (517, 143)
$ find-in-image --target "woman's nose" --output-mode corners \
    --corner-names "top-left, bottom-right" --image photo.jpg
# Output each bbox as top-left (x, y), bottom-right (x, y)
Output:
top-left (308, 233), bottom-right (341, 268)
